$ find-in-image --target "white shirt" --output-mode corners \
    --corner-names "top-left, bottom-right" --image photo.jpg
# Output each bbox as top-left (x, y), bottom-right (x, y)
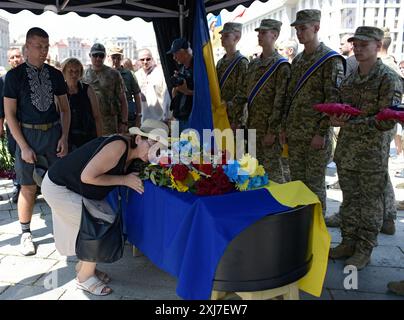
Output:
top-left (135, 66), bottom-right (171, 122)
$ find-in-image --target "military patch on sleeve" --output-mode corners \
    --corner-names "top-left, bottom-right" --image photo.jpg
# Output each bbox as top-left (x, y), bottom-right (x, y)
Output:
top-left (392, 91), bottom-right (403, 106)
top-left (336, 70), bottom-right (344, 88)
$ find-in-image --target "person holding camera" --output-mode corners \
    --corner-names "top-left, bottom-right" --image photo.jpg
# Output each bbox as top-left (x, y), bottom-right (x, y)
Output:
top-left (167, 38), bottom-right (194, 133)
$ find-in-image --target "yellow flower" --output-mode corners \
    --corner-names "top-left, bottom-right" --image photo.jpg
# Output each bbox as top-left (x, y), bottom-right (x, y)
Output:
top-left (239, 154), bottom-right (259, 176)
top-left (190, 170), bottom-right (201, 181)
top-left (170, 174), bottom-right (189, 192)
top-left (254, 165), bottom-right (265, 177)
top-left (237, 179), bottom-right (250, 191)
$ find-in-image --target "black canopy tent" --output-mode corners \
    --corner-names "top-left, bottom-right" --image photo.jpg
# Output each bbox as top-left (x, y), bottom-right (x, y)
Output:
top-left (0, 0), bottom-right (269, 92)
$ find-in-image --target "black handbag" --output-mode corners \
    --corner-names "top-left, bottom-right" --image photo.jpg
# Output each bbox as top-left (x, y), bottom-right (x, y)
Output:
top-left (75, 136), bottom-right (126, 263)
top-left (75, 188), bottom-right (125, 263)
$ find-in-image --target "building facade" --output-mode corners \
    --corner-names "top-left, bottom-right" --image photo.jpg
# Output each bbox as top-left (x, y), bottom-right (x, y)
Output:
top-left (237, 0), bottom-right (404, 61)
top-left (0, 16), bottom-right (10, 68)
top-left (103, 36), bottom-right (137, 60)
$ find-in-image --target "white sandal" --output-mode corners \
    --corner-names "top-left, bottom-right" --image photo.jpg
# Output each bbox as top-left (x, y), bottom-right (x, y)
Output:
top-left (75, 262), bottom-right (111, 284)
top-left (76, 275), bottom-right (112, 296)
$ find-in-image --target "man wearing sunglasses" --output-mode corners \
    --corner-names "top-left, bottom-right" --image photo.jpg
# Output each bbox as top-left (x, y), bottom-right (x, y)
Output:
top-left (135, 48), bottom-right (171, 125)
top-left (83, 43), bottom-right (128, 135)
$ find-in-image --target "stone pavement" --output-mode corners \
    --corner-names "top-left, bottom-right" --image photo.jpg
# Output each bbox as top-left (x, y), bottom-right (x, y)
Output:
top-left (0, 159), bottom-right (403, 300)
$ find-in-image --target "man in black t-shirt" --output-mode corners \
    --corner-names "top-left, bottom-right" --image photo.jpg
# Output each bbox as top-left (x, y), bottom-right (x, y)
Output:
top-left (167, 38), bottom-right (194, 133)
top-left (4, 27), bottom-right (71, 256)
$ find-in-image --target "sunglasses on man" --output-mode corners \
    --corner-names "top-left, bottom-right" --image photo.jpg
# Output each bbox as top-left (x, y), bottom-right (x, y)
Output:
top-left (140, 57), bottom-right (151, 62)
top-left (91, 53), bottom-right (105, 59)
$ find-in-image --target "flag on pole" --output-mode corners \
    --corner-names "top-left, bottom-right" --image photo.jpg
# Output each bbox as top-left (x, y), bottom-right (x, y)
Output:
top-left (231, 8), bottom-right (246, 21)
top-left (189, 0), bottom-right (230, 137)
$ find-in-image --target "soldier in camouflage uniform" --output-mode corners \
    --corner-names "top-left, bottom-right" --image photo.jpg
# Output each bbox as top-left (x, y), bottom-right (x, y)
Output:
top-left (242, 19), bottom-right (291, 183)
top-left (329, 26), bottom-right (403, 270)
top-left (326, 27), bottom-right (403, 235)
top-left (109, 46), bottom-right (142, 128)
top-left (283, 10), bottom-right (345, 212)
top-left (83, 43), bottom-right (128, 135)
top-left (216, 22), bottom-right (248, 131)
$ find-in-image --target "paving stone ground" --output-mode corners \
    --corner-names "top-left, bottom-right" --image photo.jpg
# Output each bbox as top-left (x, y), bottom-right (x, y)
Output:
top-left (0, 154), bottom-right (403, 300)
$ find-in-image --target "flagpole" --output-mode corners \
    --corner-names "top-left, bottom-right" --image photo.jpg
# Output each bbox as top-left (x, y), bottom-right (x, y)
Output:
top-left (179, 0), bottom-right (186, 37)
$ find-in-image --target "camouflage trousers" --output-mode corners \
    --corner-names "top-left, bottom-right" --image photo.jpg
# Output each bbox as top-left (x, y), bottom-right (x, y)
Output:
top-left (256, 139), bottom-right (285, 184)
top-left (384, 175), bottom-right (396, 220)
top-left (288, 137), bottom-right (332, 215)
top-left (101, 115), bottom-right (118, 135)
top-left (384, 127), bottom-right (397, 220)
top-left (338, 167), bottom-right (386, 253)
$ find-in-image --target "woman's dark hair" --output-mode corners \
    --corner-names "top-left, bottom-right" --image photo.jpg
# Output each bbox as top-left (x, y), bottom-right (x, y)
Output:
top-left (125, 134), bottom-right (148, 149)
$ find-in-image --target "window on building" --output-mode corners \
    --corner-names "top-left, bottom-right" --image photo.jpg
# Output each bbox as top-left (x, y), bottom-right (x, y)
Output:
top-left (341, 8), bottom-right (356, 29)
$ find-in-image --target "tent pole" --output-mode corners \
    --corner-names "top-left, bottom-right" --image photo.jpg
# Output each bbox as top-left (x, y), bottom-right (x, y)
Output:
top-left (178, 0), bottom-right (185, 37)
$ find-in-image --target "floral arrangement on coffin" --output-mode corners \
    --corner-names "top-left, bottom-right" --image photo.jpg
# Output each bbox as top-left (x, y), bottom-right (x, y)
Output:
top-left (141, 132), bottom-right (269, 196)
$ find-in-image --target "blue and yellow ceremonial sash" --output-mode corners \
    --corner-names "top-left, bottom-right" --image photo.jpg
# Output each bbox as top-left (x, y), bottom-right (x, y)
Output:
top-left (219, 54), bottom-right (247, 90)
top-left (247, 58), bottom-right (288, 107)
top-left (291, 50), bottom-right (340, 102)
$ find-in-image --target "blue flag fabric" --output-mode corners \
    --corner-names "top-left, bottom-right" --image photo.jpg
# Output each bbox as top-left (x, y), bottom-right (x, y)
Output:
top-left (188, 0), bottom-right (214, 136)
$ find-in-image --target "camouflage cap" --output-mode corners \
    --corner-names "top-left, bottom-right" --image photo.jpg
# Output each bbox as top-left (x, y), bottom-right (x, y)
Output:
top-left (109, 46), bottom-right (123, 56)
top-left (255, 19), bottom-right (282, 32)
top-left (348, 26), bottom-right (384, 42)
top-left (290, 9), bottom-right (321, 26)
top-left (219, 22), bottom-right (243, 34)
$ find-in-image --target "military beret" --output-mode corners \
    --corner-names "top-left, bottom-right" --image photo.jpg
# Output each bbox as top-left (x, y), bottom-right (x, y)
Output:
top-left (291, 9), bottom-right (321, 26)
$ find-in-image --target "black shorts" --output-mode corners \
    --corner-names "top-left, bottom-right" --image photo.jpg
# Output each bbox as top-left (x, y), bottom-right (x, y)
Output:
top-left (15, 124), bottom-right (61, 185)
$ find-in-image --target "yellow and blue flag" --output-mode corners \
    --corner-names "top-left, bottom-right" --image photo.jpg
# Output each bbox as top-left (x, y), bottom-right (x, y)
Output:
top-left (189, 0), bottom-right (230, 136)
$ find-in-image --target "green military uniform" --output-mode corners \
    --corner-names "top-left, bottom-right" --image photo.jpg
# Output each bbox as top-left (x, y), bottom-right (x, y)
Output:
top-left (83, 65), bottom-right (125, 135)
top-left (285, 45), bottom-right (344, 212)
top-left (335, 58), bottom-right (402, 255)
top-left (246, 51), bottom-right (290, 183)
top-left (216, 22), bottom-right (248, 128)
top-left (286, 9), bottom-right (345, 213)
top-left (242, 19), bottom-right (291, 183)
top-left (216, 51), bottom-right (248, 127)
top-left (118, 67), bottom-right (140, 102)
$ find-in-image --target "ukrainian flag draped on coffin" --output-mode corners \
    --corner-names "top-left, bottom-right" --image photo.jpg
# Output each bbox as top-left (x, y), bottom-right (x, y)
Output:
top-left (188, 0), bottom-right (230, 135)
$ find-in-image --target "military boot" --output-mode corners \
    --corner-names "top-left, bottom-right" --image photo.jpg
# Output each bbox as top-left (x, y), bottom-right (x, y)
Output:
top-left (387, 280), bottom-right (404, 296)
top-left (345, 250), bottom-right (371, 270)
top-left (325, 212), bottom-right (341, 228)
top-left (380, 219), bottom-right (395, 235)
top-left (329, 242), bottom-right (355, 260)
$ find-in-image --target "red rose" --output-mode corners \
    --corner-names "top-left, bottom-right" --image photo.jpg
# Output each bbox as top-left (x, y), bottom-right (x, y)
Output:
top-left (196, 178), bottom-right (214, 195)
top-left (212, 170), bottom-right (234, 194)
top-left (171, 164), bottom-right (189, 181)
top-left (194, 163), bottom-right (213, 176)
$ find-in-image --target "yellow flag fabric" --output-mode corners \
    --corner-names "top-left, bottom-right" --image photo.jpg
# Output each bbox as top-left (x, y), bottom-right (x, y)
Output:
top-left (202, 43), bottom-right (230, 131)
top-left (266, 180), bottom-right (331, 297)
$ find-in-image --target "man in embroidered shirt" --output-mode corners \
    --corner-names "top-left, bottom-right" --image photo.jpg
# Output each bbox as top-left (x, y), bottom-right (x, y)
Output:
top-left (135, 48), bottom-right (171, 124)
top-left (283, 9), bottom-right (345, 214)
top-left (83, 43), bottom-right (128, 135)
top-left (242, 19), bottom-right (291, 183)
top-left (216, 22), bottom-right (248, 132)
top-left (4, 27), bottom-right (71, 256)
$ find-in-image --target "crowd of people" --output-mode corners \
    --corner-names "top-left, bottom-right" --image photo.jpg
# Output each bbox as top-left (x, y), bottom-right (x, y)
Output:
top-left (1, 7), bottom-right (404, 297)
